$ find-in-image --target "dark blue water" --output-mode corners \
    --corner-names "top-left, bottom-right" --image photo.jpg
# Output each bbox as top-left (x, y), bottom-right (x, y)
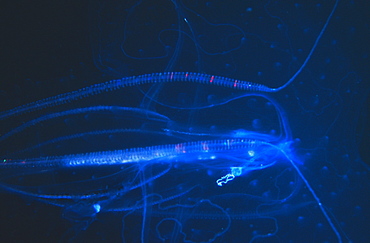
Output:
top-left (0, 0), bottom-right (369, 242)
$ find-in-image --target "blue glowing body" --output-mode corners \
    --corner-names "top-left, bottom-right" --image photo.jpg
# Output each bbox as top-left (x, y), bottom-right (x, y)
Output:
top-left (1, 0), bottom-right (369, 242)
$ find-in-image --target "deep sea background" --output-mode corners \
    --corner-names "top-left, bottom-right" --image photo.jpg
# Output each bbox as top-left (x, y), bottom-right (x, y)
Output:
top-left (0, 0), bottom-right (369, 242)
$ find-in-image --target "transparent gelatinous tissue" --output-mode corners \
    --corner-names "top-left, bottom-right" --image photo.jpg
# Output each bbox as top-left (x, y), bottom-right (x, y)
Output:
top-left (0, 0), bottom-right (369, 242)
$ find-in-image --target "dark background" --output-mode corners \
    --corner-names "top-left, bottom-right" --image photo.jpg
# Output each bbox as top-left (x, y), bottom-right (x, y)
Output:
top-left (0, 0), bottom-right (369, 242)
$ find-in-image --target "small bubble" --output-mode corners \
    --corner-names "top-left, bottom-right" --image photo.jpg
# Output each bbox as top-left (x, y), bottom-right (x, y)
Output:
top-left (316, 223), bottom-right (324, 230)
top-left (277, 24), bottom-right (284, 30)
top-left (297, 216), bottom-right (305, 222)
top-left (274, 62), bottom-right (283, 71)
top-left (249, 179), bottom-right (258, 187)
top-left (321, 166), bottom-right (328, 171)
top-left (252, 119), bottom-right (262, 129)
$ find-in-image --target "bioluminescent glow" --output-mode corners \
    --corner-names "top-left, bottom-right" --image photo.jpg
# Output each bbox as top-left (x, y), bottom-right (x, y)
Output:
top-left (1, 0), bottom-right (368, 242)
